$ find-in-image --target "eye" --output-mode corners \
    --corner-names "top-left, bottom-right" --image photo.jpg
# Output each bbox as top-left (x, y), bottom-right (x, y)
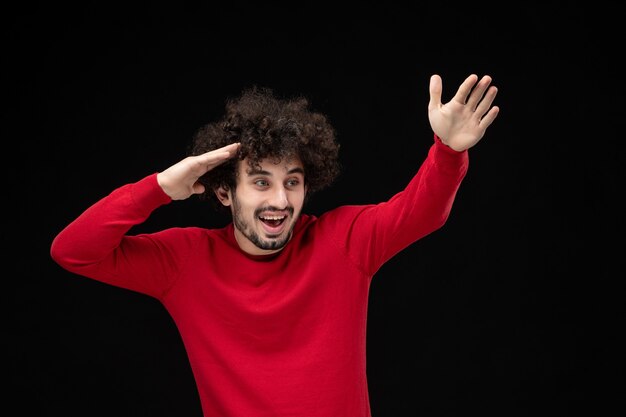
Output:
top-left (254, 179), bottom-right (269, 187)
top-left (286, 178), bottom-right (301, 187)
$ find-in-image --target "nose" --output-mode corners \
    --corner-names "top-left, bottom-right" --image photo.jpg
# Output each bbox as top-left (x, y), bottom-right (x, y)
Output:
top-left (268, 186), bottom-right (289, 209)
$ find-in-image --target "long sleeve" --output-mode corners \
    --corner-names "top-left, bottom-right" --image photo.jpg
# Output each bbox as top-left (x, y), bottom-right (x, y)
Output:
top-left (320, 134), bottom-right (469, 277)
top-left (47, 135), bottom-right (468, 417)
top-left (50, 173), bottom-right (178, 298)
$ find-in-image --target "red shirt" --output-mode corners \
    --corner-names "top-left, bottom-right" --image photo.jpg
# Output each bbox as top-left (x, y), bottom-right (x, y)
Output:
top-left (51, 136), bottom-right (468, 416)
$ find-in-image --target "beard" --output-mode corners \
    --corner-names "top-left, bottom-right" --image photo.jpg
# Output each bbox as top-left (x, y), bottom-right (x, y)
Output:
top-left (231, 191), bottom-right (297, 251)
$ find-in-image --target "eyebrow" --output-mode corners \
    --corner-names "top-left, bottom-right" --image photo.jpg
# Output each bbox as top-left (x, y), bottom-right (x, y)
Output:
top-left (247, 167), bottom-right (305, 176)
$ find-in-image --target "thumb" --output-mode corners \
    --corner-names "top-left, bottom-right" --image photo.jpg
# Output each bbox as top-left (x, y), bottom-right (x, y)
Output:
top-left (428, 74), bottom-right (442, 112)
top-left (191, 182), bottom-right (206, 195)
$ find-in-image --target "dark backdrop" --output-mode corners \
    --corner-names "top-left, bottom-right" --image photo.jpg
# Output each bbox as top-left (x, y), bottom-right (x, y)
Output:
top-left (6, 3), bottom-right (623, 416)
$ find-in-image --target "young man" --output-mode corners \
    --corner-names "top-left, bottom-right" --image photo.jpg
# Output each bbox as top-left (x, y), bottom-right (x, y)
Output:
top-left (51, 73), bottom-right (499, 416)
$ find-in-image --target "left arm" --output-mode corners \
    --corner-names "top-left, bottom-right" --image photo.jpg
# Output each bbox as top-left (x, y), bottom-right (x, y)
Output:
top-left (428, 73), bottom-right (499, 151)
top-left (323, 74), bottom-right (500, 276)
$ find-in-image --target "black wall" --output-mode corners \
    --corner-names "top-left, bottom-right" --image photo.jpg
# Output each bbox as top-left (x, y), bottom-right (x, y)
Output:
top-left (7, 3), bottom-right (623, 416)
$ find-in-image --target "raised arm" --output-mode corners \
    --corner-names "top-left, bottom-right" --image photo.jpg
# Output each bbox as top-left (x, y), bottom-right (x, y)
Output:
top-left (50, 142), bottom-right (241, 296)
top-left (428, 74), bottom-right (499, 152)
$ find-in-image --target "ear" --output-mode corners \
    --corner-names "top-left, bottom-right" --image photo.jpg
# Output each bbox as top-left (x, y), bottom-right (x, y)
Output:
top-left (214, 186), bottom-right (232, 206)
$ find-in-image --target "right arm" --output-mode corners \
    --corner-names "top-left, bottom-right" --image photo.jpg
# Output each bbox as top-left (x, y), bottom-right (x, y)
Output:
top-left (50, 143), bottom-right (240, 296)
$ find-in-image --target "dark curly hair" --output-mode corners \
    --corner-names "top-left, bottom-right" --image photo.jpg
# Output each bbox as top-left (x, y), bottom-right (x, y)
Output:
top-left (189, 86), bottom-right (341, 209)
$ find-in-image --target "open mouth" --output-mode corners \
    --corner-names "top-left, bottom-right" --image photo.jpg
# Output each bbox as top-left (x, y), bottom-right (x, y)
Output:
top-left (258, 214), bottom-right (287, 234)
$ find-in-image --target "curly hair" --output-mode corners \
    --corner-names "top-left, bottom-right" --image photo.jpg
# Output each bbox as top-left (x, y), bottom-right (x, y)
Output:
top-left (188, 86), bottom-right (341, 209)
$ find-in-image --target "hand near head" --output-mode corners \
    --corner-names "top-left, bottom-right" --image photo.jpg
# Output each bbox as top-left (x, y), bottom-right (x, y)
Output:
top-left (428, 74), bottom-right (499, 152)
top-left (157, 143), bottom-right (240, 200)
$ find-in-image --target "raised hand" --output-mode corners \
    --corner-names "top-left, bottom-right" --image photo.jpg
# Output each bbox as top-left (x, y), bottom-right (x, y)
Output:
top-left (428, 74), bottom-right (499, 152)
top-left (157, 143), bottom-right (240, 200)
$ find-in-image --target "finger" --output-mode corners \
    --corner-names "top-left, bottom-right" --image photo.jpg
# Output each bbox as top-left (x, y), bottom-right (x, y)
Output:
top-left (479, 106), bottom-right (500, 129)
top-left (192, 143), bottom-right (240, 173)
top-left (201, 142), bottom-right (240, 162)
top-left (428, 74), bottom-right (443, 111)
top-left (451, 74), bottom-right (479, 104)
top-left (191, 182), bottom-right (206, 195)
top-left (474, 85), bottom-right (498, 118)
top-left (466, 75), bottom-right (493, 111)
top-left (215, 142), bottom-right (241, 153)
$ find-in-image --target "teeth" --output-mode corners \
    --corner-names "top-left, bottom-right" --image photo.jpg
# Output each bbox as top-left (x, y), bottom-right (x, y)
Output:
top-left (259, 215), bottom-right (285, 220)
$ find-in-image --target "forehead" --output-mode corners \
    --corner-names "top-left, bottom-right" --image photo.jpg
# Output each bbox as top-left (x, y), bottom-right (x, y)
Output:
top-left (239, 156), bottom-right (304, 176)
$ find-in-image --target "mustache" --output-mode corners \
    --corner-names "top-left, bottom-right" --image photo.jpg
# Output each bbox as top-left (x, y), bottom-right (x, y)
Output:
top-left (254, 206), bottom-right (294, 217)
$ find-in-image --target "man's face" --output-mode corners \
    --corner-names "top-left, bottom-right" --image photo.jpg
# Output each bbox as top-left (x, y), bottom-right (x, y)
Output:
top-left (216, 156), bottom-right (306, 256)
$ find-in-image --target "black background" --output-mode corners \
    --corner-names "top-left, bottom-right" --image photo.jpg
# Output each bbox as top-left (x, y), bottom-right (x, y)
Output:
top-left (6, 3), bottom-right (623, 416)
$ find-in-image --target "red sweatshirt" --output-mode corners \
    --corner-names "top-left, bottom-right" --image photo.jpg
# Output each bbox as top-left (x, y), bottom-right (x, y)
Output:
top-left (50, 135), bottom-right (468, 417)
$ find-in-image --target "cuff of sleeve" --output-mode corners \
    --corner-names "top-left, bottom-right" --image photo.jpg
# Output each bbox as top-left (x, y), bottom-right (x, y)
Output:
top-left (130, 173), bottom-right (172, 211)
top-left (432, 134), bottom-right (469, 171)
